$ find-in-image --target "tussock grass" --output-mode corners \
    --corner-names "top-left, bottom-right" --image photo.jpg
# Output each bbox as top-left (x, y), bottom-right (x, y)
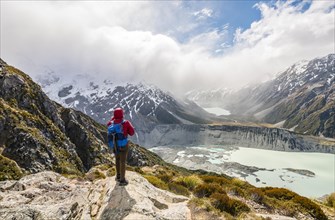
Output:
top-left (174, 175), bottom-right (203, 190)
top-left (143, 175), bottom-right (168, 190)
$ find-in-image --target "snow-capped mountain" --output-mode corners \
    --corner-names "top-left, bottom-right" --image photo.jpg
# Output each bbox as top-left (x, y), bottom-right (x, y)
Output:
top-left (37, 75), bottom-right (213, 143)
top-left (186, 54), bottom-right (335, 138)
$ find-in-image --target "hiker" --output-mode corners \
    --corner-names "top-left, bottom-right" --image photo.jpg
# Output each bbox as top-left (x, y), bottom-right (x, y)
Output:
top-left (107, 107), bottom-right (135, 186)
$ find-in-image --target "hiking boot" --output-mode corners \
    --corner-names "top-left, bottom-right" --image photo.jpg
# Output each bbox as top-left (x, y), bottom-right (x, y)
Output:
top-left (119, 179), bottom-right (128, 186)
top-left (115, 176), bottom-right (121, 182)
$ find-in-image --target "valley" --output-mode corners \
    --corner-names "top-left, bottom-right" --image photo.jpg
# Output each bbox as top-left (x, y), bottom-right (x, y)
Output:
top-left (1, 1), bottom-right (335, 219)
top-left (1, 55), bottom-right (335, 220)
top-left (150, 145), bottom-right (335, 198)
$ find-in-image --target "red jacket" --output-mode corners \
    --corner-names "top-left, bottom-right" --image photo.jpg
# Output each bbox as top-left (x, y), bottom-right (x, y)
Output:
top-left (107, 108), bottom-right (135, 137)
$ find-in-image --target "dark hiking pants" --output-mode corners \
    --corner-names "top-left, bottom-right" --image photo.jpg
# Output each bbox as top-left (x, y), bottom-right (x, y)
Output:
top-left (115, 144), bottom-right (128, 181)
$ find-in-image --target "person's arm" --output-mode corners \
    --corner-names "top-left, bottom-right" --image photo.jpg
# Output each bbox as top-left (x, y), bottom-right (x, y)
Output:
top-left (126, 121), bottom-right (135, 136)
top-left (107, 117), bottom-right (114, 127)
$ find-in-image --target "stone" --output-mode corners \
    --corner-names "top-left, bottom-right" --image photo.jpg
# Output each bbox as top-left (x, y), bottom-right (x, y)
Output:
top-left (0, 171), bottom-right (191, 220)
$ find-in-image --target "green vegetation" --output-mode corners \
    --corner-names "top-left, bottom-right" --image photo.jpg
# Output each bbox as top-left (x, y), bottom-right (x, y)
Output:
top-left (0, 154), bottom-right (23, 181)
top-left (261, 187), bottom-right (328, 220)
top-left (167, 182), bottom-right (190, 196)
top-left (143, 175), bottom-right (168, 190)
top-left (136, 162), bottom-right (329, 219)
top-left (106, 167), bottom-right (116, 177)
top-left (0, 61), bottom-right (331, 219)
top-left (174, 175), bottom-right (203, 190)
top-left (210, 192), bottom-right (250, 216)
top-left (326, 193), bottom-right (335, 208)
top-left (266, 89), bottom-right (335, 138)
top-left (194, 183), bottom-right (225, 198)
top-left (85, 169), bottom-right (107, 181)
top-left (247, 188), bottom-right (264, 203)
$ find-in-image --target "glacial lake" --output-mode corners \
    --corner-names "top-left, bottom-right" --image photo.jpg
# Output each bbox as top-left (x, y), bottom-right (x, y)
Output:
top-left (150, 146), bottom-right (335, 198)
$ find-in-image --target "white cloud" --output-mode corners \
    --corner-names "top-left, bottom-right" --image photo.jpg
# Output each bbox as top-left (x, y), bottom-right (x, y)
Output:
top-left (193, 8), bottom-right (213, 20)
top-left (1, 1), bottom-right (334, 95)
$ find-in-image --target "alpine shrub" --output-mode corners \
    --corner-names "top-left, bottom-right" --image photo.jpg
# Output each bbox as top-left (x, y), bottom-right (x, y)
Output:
top-left (194, 183), bottom-right (225, 198)
top-left (248, 188), bottom-right (265, 204)
top-left (228, 186), bottom-right (245, 197)
top-left (293, 196), bottom-right (327, 220)
top-left (168, 182), bottom-right (190, 196)
top-left (210, 193), bottom-right (250, 216)
top-left (144, 175), bottom-right (168, 190)
top-left (156, 174), bottom-right (173, 183)
top-left (175, 175), bottom-right (203, 190)
top-left (263, 187), bottom-right (296, 200)
top-left (326, 193), bottom-right (335, 208)
top-left (200, 175), bottom-right (230, 185)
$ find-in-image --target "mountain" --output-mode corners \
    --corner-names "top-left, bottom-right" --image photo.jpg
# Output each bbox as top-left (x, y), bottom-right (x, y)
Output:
top-left (37, 75), bottom-right (213, 144)
top-left (0, 59), bottom-right (333, 220)
top-left (187, 54), bottom-right (335, 138)
top-left (0, 59), bottom-right (174, 178)
top-left (0, 59), bottom-right (114, 176)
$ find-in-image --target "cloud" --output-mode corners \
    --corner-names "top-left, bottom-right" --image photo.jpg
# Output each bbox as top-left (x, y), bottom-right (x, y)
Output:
top-left (1, 0), bottom-right (334, 95)
top-left (193, 8), bottom-right (213, 20)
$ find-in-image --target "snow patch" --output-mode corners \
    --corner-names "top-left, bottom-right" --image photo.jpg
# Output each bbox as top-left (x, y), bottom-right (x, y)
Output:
top-left (274, 120), bottom-right (286, 128)
top-left (289, 125), bottom-right (298, 131)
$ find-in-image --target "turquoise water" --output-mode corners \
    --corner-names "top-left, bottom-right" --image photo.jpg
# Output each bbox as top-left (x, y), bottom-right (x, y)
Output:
top-left (151, 145), bottom-right (335, 198)
top-left (229, 147), bottom-right (335, 198)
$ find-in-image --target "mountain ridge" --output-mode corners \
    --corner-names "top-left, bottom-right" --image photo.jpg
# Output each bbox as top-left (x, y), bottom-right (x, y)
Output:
top-left (187, 53), bottom-right (335, 138)
top-left (0, 58), bottom-right (112, 175)
top-left (0, 58), bottom-right (334, 220)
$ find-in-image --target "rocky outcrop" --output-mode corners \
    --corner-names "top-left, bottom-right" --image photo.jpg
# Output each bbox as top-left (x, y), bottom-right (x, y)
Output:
top-left (0, 59), bottom-right (112, 176)
top-left (0, 171), bottom-right (190, 220)
top-left (140, 124), bottom-right (335, 153)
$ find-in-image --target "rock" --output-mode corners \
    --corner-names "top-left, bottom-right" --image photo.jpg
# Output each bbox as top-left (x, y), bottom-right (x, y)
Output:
top-left (0, 61), bottom-right (113, 176)
top-left (141, 124), bottom-right (335, 153)
top-left (0, 171), bottom-right (191, 220)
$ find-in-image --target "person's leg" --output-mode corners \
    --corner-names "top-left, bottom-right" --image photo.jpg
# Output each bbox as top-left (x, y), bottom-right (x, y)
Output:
top-left (115, 152), bottom-right (121, 181)
top-left (119, 145), bottom-right (129, 185)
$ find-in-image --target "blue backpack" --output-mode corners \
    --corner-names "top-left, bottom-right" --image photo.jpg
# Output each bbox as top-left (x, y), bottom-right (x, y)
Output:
top-left (107, 120), bottom-right (128, 151)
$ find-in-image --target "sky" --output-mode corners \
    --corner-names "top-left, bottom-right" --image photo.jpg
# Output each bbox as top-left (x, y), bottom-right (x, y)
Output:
top-left (1, 0), bottom-right (334, 94)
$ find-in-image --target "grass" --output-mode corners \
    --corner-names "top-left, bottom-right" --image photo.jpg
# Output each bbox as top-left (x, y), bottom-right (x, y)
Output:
top-left (261, 187), bottom-right (328, 220)
top-left (210, 192), bottom-right (250, 216)
top-left (0, 154), bottom-right (23, 181)
top-left (174, 175), bottom-right (203, 190)
top-left (136, 163), bottom-right (330, 219)
top-left (85, 168), bottom-right (107, 181)
top-left (143, 175), bottom-right (168, 190)
top-left (326, 193), bottom-right (335, 208)
top-left (194, 183), bottom-right (225, 198)
top-left (168, 182), bottom-right (190, 196)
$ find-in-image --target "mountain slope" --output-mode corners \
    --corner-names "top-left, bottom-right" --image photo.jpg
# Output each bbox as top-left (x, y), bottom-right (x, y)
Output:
top-left (0, 59), bottom-right (112, 175)
top-left (187, 54), bottom-right (335, 138)
top-left (37, 74), bottom-right (213, 144)
top-left (0, 59), bottom-right (332, 220)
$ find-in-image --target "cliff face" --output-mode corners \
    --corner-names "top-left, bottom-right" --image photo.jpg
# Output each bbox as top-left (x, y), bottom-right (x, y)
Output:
top-left (0, 59), bottom-right (112, 176)
top-left (140, 124), bottom-right (335, 153)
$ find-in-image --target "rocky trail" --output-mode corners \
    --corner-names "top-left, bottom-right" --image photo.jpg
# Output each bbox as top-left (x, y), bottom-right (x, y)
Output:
top-left (0, 171), bottom-right (190, 220)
